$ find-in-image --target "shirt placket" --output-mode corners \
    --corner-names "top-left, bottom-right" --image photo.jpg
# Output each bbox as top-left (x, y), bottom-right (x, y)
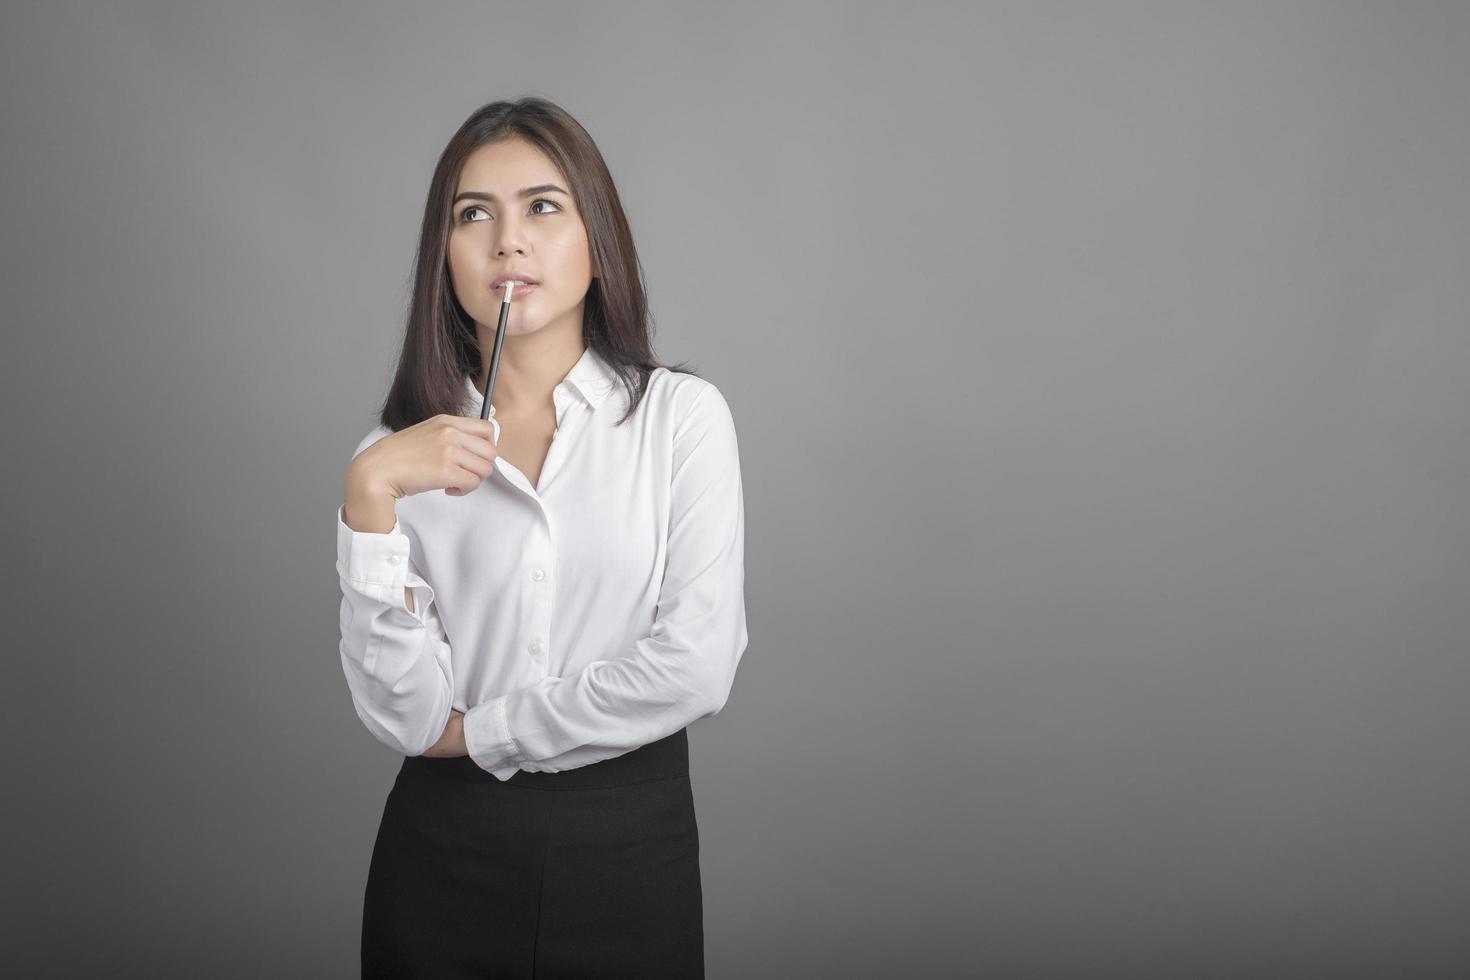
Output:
top-left (519, 382), bottom-right (578, 678)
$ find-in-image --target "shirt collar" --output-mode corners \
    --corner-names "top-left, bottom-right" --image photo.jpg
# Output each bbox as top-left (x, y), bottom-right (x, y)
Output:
top-left (562, 345), bottom-right (618, 409)
top-left (464, 346), bottom-right (617, 415)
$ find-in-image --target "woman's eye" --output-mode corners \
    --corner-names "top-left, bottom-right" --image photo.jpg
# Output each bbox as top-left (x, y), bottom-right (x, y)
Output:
top-left (458, 200), bottom-right (562, 223)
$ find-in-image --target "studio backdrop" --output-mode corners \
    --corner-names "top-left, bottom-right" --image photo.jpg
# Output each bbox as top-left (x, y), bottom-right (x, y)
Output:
top-left (3, 2), bottom-right (1468, 977)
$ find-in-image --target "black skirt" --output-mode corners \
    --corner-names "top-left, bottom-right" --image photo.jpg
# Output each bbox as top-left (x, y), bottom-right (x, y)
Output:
top-left (361, 727), bottom-right (704, 979)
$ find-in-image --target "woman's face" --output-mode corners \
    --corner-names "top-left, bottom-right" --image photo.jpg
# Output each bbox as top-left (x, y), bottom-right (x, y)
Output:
top-left (446, 137), bottom-right (595, 340)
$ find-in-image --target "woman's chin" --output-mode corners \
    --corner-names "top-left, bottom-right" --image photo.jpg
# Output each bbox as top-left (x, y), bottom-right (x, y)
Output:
top-left (482, 313), bottom-right (542, 336)
top-left (506, 318), bottom-right (547, 336)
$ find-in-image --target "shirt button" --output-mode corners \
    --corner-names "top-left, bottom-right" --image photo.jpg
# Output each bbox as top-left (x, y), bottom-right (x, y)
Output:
top-left (386, 555), bottom-right (400, 565)
top-left (528, 639), bottom-right (543, 656)
top-left (530, 567), bottom-right (545, 581)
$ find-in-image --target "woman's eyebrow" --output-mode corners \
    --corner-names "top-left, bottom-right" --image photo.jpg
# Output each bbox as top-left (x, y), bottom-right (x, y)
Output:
top-left (452, 184), bottom-right (568, 204)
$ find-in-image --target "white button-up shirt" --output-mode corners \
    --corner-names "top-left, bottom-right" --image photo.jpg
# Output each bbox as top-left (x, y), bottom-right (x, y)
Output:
top-left (335, 346), bottom-right (748, 780)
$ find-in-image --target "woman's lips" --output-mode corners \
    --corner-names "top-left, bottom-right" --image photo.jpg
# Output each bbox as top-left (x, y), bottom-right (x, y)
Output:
top-left (497, 282), bottom-right (539, 299)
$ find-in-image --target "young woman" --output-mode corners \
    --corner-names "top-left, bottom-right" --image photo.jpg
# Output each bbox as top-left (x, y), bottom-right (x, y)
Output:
top-left (335, 97), bottom-right (748, 977)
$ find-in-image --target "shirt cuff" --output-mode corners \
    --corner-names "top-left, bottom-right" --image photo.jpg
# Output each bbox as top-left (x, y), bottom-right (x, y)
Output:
top-left (336, 503), bottom-right (410, 587)
top-left (464, 696), bottom-right (521, 780)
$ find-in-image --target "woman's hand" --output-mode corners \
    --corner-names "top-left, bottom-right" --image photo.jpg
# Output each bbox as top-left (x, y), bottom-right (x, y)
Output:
top-left (347, 414), bottom-right (500, 502)
top-left (422, 709), bottom-right (468, 758)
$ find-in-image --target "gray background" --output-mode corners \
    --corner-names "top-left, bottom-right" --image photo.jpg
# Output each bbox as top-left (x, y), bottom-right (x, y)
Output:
top-left (3, 2), bottom-right (1467, 977)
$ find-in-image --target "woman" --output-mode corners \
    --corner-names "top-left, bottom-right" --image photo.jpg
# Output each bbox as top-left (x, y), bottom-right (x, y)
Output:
top-left (335, 96), bottom-right (748, 978)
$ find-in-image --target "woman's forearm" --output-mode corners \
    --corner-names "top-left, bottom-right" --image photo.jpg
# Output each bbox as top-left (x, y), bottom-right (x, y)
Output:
top-left (343, 479), bottom-right (418, 611)
top-left (422, 709), bottom-right (468, 757)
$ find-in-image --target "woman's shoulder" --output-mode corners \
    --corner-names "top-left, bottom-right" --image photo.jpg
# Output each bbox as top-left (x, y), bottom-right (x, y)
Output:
top-left (645, 366), bottom-right (736, 426)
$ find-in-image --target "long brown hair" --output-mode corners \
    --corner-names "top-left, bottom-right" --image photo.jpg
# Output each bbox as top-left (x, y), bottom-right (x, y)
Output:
top-left (377, 96), bottom-right (697, 431)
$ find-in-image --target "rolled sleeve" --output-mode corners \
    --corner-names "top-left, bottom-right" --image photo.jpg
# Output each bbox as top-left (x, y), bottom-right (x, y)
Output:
top-left (337, 505), bottom-right (409, 580)
top-left (462, 696), bottom-right (522, 781)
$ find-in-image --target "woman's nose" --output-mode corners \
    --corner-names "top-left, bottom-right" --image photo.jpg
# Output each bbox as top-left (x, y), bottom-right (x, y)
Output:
top-left (492, 215), bottom-right (529, 255)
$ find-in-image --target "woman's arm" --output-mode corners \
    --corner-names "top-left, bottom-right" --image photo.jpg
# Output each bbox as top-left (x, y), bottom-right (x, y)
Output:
top-left (343, 487), bottom-right (422, 614)
top-left (422, 709), bottom-right (467, 757)
top-left (337, 492), bottom-right (455, 757)
top-left (462, 383), bottom-right (748, 774)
